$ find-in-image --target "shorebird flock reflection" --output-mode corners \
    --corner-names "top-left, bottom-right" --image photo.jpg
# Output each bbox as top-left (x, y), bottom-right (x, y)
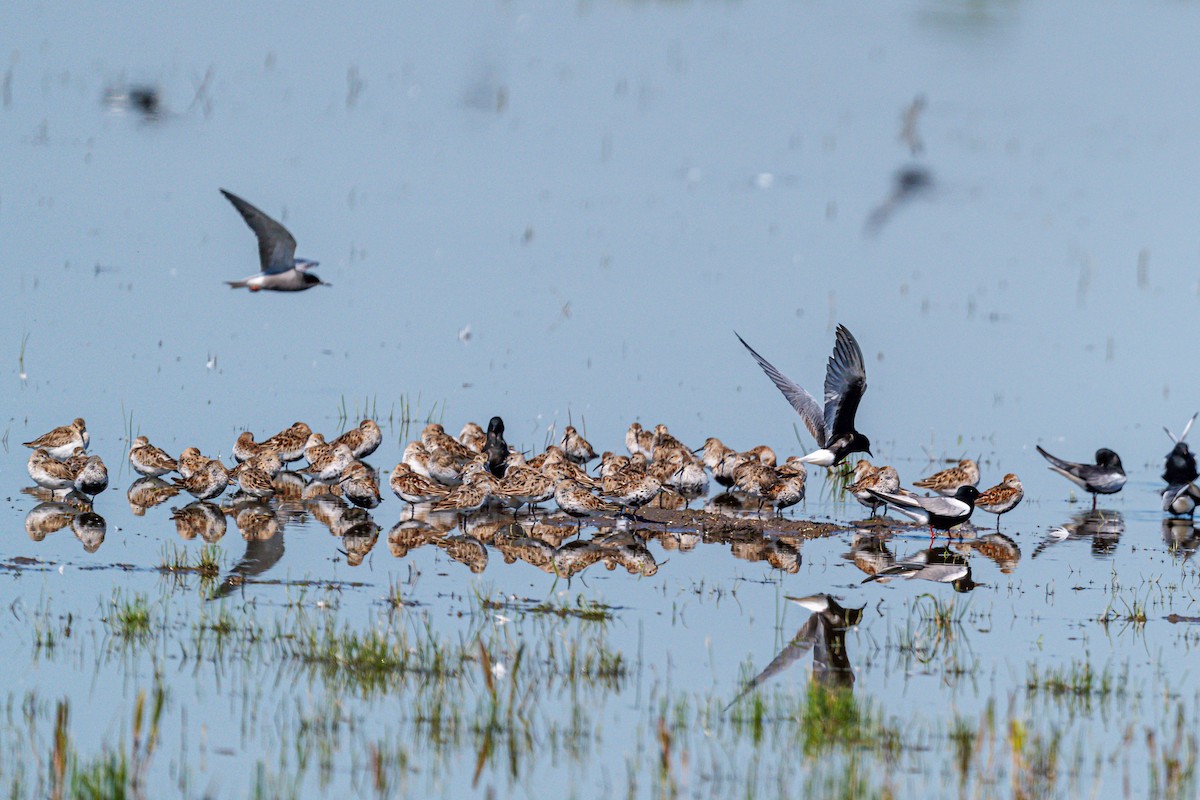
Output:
top-left (11, 326), bottom-right (1195, 586)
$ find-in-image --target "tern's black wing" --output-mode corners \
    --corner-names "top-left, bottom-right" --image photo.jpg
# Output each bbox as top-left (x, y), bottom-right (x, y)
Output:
top-left (1035, 446), bottom-right (1083, 476)
top-left (736, 332), bottom-right (826, 446)
top-left (725, 615), bottom-right (820, 709)
top-left (220, 189), bottom-right (297, 275)
top-left (824, 325), bottom-right (868, 440)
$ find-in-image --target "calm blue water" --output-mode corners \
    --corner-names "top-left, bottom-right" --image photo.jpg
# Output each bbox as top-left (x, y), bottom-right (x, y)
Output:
top-left (5, 1), bottom-right (1200, 796)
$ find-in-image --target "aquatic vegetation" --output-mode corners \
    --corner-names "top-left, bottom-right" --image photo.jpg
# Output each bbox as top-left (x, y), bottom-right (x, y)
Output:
top-left (1025, 659), bottom-right (1125, 714)
top-left (102, 591), bottom-right (153, 639)
top-left (158, 543), bottom-right (222, 577)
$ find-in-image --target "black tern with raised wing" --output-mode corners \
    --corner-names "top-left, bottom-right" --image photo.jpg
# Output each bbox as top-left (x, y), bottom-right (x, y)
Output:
top-left (1163, 413), bottom-right (1198, 486)
top-left (736, 324), bottom-right (871, 467)
top-left (220, 189), bottom-right (328, 292)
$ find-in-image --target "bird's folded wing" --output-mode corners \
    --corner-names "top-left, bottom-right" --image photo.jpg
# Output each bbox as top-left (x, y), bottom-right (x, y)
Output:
top-left (866, 489), bottom-right (922, 510)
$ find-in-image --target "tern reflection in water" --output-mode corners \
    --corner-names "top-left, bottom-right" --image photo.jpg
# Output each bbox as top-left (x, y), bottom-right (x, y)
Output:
top-left (728, 594), bottom-right (863, 708)
top-left (1162, 518), bottom-right (1200, 561)
top-left (860, 546), bottom-right (980, 593)
top-left (1031, 509), bottom-right (1125, 559)
top-left (211, 530), bottom-right (286, 600)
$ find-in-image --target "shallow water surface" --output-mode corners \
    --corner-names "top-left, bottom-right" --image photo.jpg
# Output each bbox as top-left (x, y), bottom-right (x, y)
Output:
top-left (6, 1), bottom-right (1200, 797)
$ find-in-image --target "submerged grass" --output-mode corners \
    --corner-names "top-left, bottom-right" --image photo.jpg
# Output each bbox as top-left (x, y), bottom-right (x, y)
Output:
top-left (158, 543), bottom-right (222, 577)
top-left (479, 594), bottom-right (616, 622)
top-left (5, 583), bottom-right (1199, 799)
top-left (102, 591), bottom-right (152, 640)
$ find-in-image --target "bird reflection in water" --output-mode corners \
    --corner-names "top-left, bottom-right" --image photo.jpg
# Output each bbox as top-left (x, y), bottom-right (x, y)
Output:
top-left (1031, 509), bottom-right (1125, 559)
top-left (127, 477), bottom-right (181, 516)
top-left (341, 522), bottom-right (381, 567)
top-left (597, 531), bottom-right (659, 576)
top-left (730, 537), bottom-right (801, 574)
top-left (171, 502), bottom-right (227, 543)
top-left (860, 546), bottom-right (980, 593)
top-left (24, 503), bottom-right (107, 552)
top-left (211, 530), bottom-right (285, 600)
top-left (71, 512), bottom-right (107, 553)
top-left (231, 502), bottom-right (281, 541)
top-left (1162, 518), bottom-right (1200, 561)
top-left (728, 594), bottom-right (863, 708)
top-left (440, 534), bottom-right (488, 573)
top-left (953, 532), bottom-right (1021, 574)
top-left (25, 503), bottom-right (79, 541)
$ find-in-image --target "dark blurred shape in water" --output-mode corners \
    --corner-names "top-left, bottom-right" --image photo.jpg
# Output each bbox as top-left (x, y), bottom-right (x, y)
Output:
top-left (103, 84), bottom-right (163, 121)
top-left (211, 529), bottom-right (286, 600)
top-left (864, 165), bottom-right (934, 236)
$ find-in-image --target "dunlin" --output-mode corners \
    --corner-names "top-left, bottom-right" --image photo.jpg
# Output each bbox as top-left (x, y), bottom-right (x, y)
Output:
top-left (73, 455), bottom-right (109, 497)
top-left (232, 431), bottom-right (267, 463)
top-left (913, 459), bottom-right (979, 496)
top-left (495, 469), bottom-right (556, 514)
top-left (301, 442), bottom-right (354, 482)
top-left (625, 422), bottom-right (654, 458)
top-left (554, 479), bottom-right (620, 524)
top-left (23, 418), bottom-right (88, 460)
top-left (697, 438), bottom-right (738, 487)
top-left (263, 422), bottom-right (313, 463)
top-left (333, 419), bottom-right (382, 460)
top-left (129, 436), bottom-right (178, 477)
top-left (232, 463), bottom-right (276, 500)
top-left (847, 462), bottom-right (900, 516)
top-left (27, 449), bottom-right (76, 492)
top-left (173, 460), bottom-right (231, 500)
top-left (458, 422), bottom-right (487, 453)
top-left (430, 468), bottom-right (496, 515)
top-left (421, 423), bottom-right (476, 462)
top-left (389, 463), bottom-right (449, 506)
top-left (561, 425), bottom-right (598, 465)
top-left (339, 461), bottom-right (381, 509)
top-left (765, 473), bottom-right (806, 515)
top-left (974, 473), bottom-right (1024, 528)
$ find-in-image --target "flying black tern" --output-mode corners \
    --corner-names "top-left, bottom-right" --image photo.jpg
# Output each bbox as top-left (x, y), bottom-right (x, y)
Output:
top-left (220, 189), bottom-right (328, 292)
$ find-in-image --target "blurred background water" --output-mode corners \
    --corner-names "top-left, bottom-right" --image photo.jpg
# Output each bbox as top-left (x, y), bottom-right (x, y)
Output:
top-left (5, 1), bottom-right (1200, 797)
